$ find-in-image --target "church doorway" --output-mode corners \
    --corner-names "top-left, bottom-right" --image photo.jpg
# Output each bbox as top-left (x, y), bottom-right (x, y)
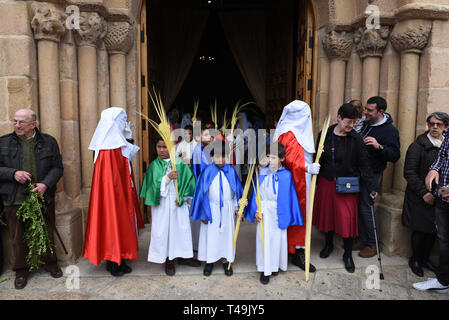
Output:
top-left (137, 0), bottom-right (316, 222)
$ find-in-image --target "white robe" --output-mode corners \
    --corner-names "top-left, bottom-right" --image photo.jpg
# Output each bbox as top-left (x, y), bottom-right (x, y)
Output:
top-left (148, 160), bottom-right (194, 263)
top-left (198, 171), bottom-right (238, 263)
top-left (256, 171), bottom-right (288, 276)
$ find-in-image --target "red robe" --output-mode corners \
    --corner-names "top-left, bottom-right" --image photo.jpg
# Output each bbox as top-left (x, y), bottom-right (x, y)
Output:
top-left (83, 148), bottom-right (145, 265)
top-left (279, 131), bottom-right (308, 253)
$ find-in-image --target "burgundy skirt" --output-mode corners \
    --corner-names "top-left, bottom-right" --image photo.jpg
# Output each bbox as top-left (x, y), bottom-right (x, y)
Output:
top-left (312, 176), bottom-right (359, 238)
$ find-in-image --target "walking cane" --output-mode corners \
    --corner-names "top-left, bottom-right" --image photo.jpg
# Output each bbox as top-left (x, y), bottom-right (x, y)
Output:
top-left (369, 192), bottom-right (384, 280)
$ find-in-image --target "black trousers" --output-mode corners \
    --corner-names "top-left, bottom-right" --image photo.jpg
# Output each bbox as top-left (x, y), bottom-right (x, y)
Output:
top-left (435, 200), bottom-right (449, 286)
top-left (4, 202), bottom-right (58, 273)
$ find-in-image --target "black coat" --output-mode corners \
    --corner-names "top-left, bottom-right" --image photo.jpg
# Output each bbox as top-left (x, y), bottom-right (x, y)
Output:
top-left (402, 132), bottom-right (439, 233)
top-left (317, 125), bottom-right (377, 193)
top-left (0, 129), bottom-right (63, 205)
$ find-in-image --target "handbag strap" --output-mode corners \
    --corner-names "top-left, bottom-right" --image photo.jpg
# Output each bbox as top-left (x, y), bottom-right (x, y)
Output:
top-left (331, 131), bottom-right (337, 180)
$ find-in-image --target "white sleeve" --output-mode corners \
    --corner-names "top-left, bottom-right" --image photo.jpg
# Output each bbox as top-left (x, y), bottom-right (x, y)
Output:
top-left (160, 174), bottom-right (171, 197)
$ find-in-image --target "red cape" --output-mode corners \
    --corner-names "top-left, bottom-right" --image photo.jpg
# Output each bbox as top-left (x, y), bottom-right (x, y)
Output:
top-left (279, 131), bottom-right (308, 253)
top-left (83, 148), bottom-right (145, 265)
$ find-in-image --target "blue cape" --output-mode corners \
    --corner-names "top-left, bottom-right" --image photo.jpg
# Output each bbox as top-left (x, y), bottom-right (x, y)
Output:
top-left (190, 163), bottom-right (243, 223)
top-left (192, 144), bottom-right (212, 179)
top-left (245, 167), bottom-right (303, 229)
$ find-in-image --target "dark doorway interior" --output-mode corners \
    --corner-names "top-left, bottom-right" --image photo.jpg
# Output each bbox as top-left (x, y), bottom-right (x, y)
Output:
top-left (171, 11), bottom-right (255, 125)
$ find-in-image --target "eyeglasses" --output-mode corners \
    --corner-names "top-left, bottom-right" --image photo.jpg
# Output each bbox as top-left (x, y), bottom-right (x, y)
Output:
top-left (12, 120), bottom-right (34, 126)
top-left (428, 121), bottom-right (444, 128)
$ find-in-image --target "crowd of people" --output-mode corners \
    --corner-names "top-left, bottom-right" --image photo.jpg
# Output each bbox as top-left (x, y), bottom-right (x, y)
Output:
top-left (0, 96), bottom-right (448, 295)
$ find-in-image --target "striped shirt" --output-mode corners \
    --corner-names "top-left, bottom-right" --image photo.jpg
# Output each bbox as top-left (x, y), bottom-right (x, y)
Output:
top-left (430, 128), bottom-right (449, 203)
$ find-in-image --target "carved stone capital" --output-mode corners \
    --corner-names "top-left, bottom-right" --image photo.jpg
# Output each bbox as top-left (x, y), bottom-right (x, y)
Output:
top-left (354, 26), bottom-right (391, 59)
top-left (30, 3), bottom-right (66, 42)
top-left (74, 12), bottom-right (107, 48)
top-left (391, 24), bottom-right (432, 54)
top-left (103, 21), bottom-right (134, 55)
top-left (322, 30), bottom-right (353, 61)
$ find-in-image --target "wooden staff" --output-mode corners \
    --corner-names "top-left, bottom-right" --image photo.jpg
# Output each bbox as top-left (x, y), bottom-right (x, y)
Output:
top-left (228, 162), bottom-right (256, 271)
top-left (305, 114), bottom-right (331, 281)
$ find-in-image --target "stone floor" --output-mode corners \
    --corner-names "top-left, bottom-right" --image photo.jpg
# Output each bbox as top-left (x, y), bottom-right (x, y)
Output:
top-left (0, 222), bottom-right (447, 300)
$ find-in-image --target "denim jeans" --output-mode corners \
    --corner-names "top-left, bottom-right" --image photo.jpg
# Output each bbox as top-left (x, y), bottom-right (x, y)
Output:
top-left (435, 200), bottom-right (449, 286)
top-left (357, 173), bottom-right (382, 247)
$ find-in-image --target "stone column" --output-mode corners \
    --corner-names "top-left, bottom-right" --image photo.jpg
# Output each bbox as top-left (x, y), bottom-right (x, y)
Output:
top-left (354, 26), bottom-right (390, 104)
top-left (74, 12), bottom-right (107, 189)
top-left (30, 4), bottom-right (65, 144)
top-left (104, 20), bottom-right (135, 109)
top-left (391, 21), bottom-right (432, 191)
top-left (60, 30), bottom-right (81, 199)
top-left (322, 30), bottom-right (353, 120)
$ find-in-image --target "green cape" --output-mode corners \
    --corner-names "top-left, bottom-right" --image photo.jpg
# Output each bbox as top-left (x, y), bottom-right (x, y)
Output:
top-left (140, 156), bottom-right (196, 207)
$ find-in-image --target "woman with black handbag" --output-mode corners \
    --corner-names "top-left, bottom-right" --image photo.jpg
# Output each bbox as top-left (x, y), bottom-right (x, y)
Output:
top-left (312, 103), bottom-right (378, 273)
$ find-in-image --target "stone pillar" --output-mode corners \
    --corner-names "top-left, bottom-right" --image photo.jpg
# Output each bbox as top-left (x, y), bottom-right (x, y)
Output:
top-left (322, 30), bottom-right (353, 120)
top-left (97, 41), bottom-right (110, 116)
top-left (30, 4), bottom-right (65, 144)
top-left (60, 30), bottom-right (81, 199)
top-left (74, 12), bottom-right (107, 190)
top-left (379, 41), bottom-right (401, 193)
top-left (391, 21), bottom-right (432, 191)
top-left (104, 20), bottom-right (135, 109)
top-left (345, 47), bottom-right (362, 102)
top-left (354, 26), bottom-right (390, 104)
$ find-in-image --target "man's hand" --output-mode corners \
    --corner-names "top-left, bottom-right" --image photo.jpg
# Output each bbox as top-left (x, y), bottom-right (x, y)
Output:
top-left (255, 212), bottom-right (262, 222)
top-left (14, 171), bottom-right (32, 184)
top-left (423, 192), bottom-right (435, 205)
top-left (31, 183), bottom-right (47, 196)
top-left (364, 137), bottom-right (381, 150)
top-left (201, 220), bottom-right (209, 225)
top-left (443, 191), bottom-right (449, 200)
top-left (425, 170), bottom-right (439, 191)
top-left (369, 192), bottom-right (378, 200)
top-left (167, 170), bottom-right (178, 180)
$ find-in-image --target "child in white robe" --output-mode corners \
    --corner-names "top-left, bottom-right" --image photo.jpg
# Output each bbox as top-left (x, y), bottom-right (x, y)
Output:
top-left (190, 140), bottom-right (243, 277)
top-left (140, 137), bottom-right (199, 276)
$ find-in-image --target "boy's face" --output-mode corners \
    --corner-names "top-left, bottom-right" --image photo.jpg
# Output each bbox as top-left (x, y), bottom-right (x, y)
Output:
top-left (213, 155), bottom-right (226, 168)
top-left (267, 154), bottom-right (284, 170)
top-left (201, 129), bottom-right (212, 146)
top-left (184, 129), bottom-right (192, 142)
top-left (156, 140), bottom-right (169, 159)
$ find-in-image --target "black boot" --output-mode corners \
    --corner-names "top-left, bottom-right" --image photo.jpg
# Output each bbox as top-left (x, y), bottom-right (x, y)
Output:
top-left (320, 231), bottom-right (334, 258)
top-left (292, 248), bottom-right (316, 272)
top-left (408, 256), bottom-right (424, 277)
top-left (203, 263), bottom-right (214, 276)
top-left (119, 260), bottom-right (132, 274)
top-left (106, 261), bottom-right (124, 277)
top-left (343, 254), bottom-right (355, 273)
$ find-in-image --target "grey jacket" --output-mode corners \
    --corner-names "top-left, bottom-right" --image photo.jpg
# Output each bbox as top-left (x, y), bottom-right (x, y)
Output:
top-left (0, 129), bottom-right (63, 205)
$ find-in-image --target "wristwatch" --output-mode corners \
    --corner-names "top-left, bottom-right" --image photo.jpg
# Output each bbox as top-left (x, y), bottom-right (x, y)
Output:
top-left (379, 144), bottom-right (384, 150)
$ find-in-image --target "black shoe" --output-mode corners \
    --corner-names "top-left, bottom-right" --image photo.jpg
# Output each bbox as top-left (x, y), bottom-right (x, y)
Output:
top-left (223, 263), bottom-right (233, 276)
top-left (106, 261), bottom-right (124, 277)
top-left (408, 257), bottom-right (424, 277)
top-left (320, 245), bottom-right (334, 259)
top-left (203, 263), bottom-right (214, 276)
top-left (421, 260), bottom-right (437, 273)
top-left (343, 254), bottom-right (355, 273)
top-left (291, 249), bottom-right (316, 272)
top-left (260, 273), bottom-right (270, 285)
top-left (165, 259), bottom-right (176, 276)
top-left (119, 261), bottom-right (132, 274)
top-left (272, 272), bottom-right (279, 277)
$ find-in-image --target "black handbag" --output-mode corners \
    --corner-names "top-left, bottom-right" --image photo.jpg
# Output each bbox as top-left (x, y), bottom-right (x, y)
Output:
top-left (331, 132), bottom-right (360, 193)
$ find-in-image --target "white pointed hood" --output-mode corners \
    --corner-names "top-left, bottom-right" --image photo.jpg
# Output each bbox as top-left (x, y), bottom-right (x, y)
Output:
top-left (88, 107), bottom-right (140, 163)
top-left (273, 100), bottom-right (315, 154)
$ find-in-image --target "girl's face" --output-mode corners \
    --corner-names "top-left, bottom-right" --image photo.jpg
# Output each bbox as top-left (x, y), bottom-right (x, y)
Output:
top-left (337, 115), bottom-right (356, 134)
top-left (184, 129), bottom-right (193, 142)
top-left (156, 140), bottom-right (169, 159)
